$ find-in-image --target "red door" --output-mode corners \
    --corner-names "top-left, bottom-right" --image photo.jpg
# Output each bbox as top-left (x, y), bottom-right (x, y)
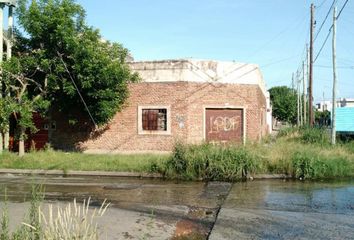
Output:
top-left (205, 108), bottom-right (243, 144)
top-left (27, 113), bottom-right (49, 150)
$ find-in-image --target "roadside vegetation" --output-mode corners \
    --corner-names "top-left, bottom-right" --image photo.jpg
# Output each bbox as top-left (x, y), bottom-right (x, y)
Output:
top-left (0, 127), bottom-right (353, 181)
top-left (160, 127), bottom-right (354, 180)
top-left (0, 151), bottom-right (168, 173)
top-left (0, 185), bottom-right (109, 239)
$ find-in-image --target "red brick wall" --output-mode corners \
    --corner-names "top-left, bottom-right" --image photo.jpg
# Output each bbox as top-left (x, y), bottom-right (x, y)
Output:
top-left (51, 82), bottom-right (267, 152)
top-left (185, 82), bottom-right (267, 144)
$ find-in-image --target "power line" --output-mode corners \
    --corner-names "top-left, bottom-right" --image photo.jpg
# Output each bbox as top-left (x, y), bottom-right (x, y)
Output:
top-left (314, 0), bottom-right (337, 42)
top-left (337, 0), bottom-right (350, 19)
top-left (314, 28), bottom-right (332, 62)
top-left (314, 0), bottom-right (350, 62)
top-left (57, 52), bottom-right (98, 128)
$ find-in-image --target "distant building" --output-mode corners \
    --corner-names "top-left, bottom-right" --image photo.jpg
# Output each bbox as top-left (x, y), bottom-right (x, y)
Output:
top-left (336, 107), bottom-right (354, 133)
top-left (316, 98), bottom-right (354, 112)
top-left (339, 98), bottom-right (354, 108)
top-left (315, 98), bottom-right (354, 133)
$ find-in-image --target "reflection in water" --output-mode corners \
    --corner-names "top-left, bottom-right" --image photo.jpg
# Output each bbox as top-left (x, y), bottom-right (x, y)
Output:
top-left (0, 175), bottom-right (223, 209)
top-left (228, 179), bottom-right (354, 215)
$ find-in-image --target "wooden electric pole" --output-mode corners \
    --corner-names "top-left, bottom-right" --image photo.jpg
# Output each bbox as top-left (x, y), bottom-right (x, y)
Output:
top-left (297, 71), bottom-right (300, 126)
top-left (309, 3), bottom-right (315, 127)
top-left (331, 6), bottom-right (337, 145)
top-left (0, 3), bottom-right (3, 153)
top-left (3, 4), bottom-right (14, 150)
top-left (303, 60), bottom-right (307, 125)
top-left (299, 72), bottom-right (303, 126)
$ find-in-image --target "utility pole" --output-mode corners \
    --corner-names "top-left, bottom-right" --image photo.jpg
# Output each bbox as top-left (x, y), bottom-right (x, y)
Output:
top-left (3, 4), bottom-right (14, 150)
top-left (309, 3), bottom-right (315, 127)
top-left (297, 71), bottom-right (300, 126)
top-left (331, 6), bottom-right (337, 145)
top-left (6, 5), bottom-right (12, 60)
top-left (0, 3), bottom-right (4, 153)
top-left (299, 71), bottom-right (303, 126)
top-left (303, 60), bottom-right (307, 125)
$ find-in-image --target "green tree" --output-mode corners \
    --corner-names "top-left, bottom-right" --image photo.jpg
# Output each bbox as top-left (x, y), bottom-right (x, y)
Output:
top-left (0, 97), bottom-right (13, 154)
top-left (269, 86), bottom-right (297, 124)
top-left (16, 0), bottom-right (138, 125)
top-left (1, 55), bottom-right (49, 156)
top-left (2, 0), bottom-right (138, 155)
top-left (315, 109), bottom-right (331, 127)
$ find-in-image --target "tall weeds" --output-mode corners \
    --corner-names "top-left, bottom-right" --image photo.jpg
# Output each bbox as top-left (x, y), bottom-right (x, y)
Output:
top-left (0, 186), bottom-right (109, 239)
top-left (160, 126), bottom-right (354, 181)
top-left (40, 198), bottom-right (110, 240)
top-left (1, 190), bottom-right (9, 240)
top-left (291, 151), bottom-right (352, 179)
top-left (164, 143), bottom-right (257, 181)
top-left (298, 126), bottom-right (330, 145)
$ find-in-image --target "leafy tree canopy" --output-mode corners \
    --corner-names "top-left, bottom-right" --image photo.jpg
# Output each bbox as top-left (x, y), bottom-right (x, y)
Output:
top-left (12, 0), bottom-right (138, 126)
top-left (269, 86), bottom-right (297, 124)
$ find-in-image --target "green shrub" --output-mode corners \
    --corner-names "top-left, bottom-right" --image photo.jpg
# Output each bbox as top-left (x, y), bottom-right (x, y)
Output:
top-left (164, 143), bottom-right (257, 181)
top-left (291, 151), bottom-right (352, 179)
top-left (165, 142), bottom-right (188, 176)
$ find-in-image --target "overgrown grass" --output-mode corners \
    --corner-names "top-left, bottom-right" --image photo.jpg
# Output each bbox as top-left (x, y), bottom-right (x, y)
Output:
top-left (0, 186), bottom-right (109, 239)
top-left (0, 150), bottom-right (168, 173)
top-left (1, 185), bottom-right (43, 239)
top-left (163, 142), bottom-right (258, 181)
top-left (162, 127), bottom-right (354, 181)
top-left (0, 127), bottom-right (353, 181)
top-left (255, 127), bottom-right (354, 179)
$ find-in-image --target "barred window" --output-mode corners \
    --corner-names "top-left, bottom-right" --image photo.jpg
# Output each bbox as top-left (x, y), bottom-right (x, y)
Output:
top-left (142, 109), bottom-right (167, 131)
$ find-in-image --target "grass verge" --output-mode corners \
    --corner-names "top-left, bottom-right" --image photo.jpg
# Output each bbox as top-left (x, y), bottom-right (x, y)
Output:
top-left (0, 150), bottom-right (168, 173)
top-left (0, 127), bottom-right (353, 181)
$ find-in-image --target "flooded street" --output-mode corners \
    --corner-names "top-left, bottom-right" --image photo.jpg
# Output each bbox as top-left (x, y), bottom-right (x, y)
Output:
top-left (0, 174), bottom-right (353, 239)
top-left (210, 179), bottom-right (354, 240)
top-left (0, 174), bottom-right (231, 239)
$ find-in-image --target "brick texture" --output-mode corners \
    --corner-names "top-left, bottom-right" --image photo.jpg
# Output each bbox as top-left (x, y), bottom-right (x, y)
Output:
top-left (50, 82), bottom-right (267, 152)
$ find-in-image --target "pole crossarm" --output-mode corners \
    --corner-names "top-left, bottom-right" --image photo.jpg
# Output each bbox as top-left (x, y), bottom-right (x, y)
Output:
top-left (0, 1), bottom-right (16, 7)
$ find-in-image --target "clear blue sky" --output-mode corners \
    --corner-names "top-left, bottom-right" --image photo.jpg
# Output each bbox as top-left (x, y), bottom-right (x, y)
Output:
top-left (76, 0), bottom-right (353, 101)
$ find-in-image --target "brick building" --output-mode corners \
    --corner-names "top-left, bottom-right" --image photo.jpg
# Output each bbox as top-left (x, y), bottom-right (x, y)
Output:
top-left (47, 59), bottom-right (269, 153)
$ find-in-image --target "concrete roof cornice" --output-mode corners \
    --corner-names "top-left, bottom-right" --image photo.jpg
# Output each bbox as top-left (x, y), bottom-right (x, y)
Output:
top-left (128, 59), bottom-right (267, 96)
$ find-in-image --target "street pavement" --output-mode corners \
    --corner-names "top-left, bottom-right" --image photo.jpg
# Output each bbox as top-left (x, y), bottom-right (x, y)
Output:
top-left (209, 179), bottom-right (354, 240)
top-left (0, 174), bottom-right (353, 239)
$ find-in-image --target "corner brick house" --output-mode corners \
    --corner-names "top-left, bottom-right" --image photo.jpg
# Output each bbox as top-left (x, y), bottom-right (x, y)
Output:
top-left (74, 59), bottom-right (269, 153)
top-left (44, 59), bottom-right (269, 153)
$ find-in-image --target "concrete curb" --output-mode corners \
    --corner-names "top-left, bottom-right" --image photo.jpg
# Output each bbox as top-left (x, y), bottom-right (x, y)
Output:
top-left (0, 169), bottom-right (163, 178)
top-left (0, 169), bottom-right (292, 180)
top-left (249, 174), bottom-right (292, 180)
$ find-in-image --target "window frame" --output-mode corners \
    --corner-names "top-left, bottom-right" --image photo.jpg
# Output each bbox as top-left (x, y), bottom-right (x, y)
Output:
top-left (138, 105), bottom-right (171, 135)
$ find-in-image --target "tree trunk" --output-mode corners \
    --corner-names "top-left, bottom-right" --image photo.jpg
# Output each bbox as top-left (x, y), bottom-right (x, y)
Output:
top-left (0, 133), bottom-right (3, 154)
top-left (19, 127), bottom-right (25, 157)
top-left (4, 131), bottom-right (9, 150)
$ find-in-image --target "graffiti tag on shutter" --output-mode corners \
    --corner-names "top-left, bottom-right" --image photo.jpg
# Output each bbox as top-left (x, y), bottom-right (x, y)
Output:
top-left (208, 116), bottom-right (241, 133)
top-left (205, 108), bottom-right (243, 143)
